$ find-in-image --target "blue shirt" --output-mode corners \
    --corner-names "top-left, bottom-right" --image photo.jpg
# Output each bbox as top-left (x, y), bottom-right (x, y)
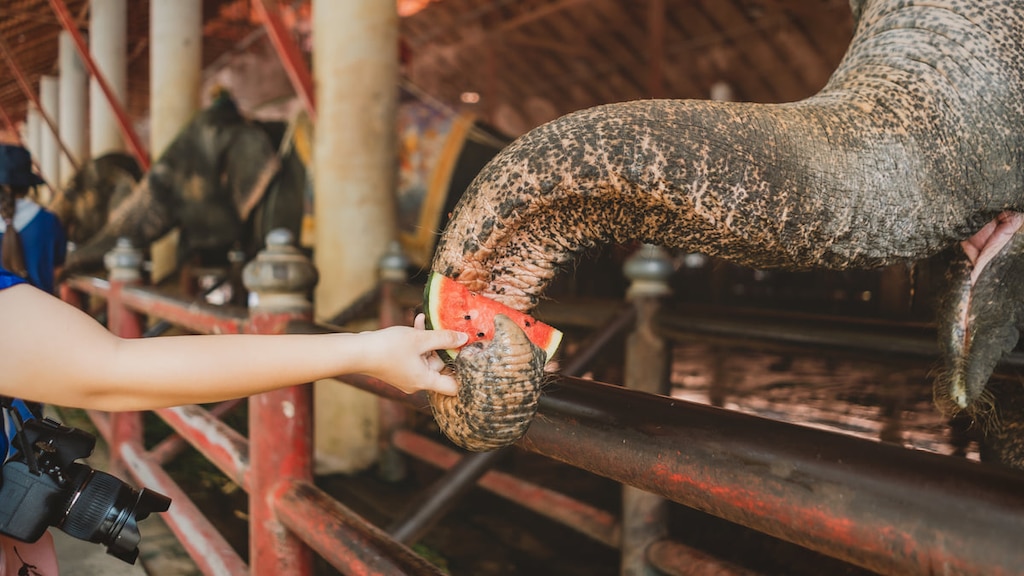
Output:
top-left (0, 272), bottom-right (30, 459)
top-left (0, 204), bottom-right (66, 294)
top-left (0, 268), bottom-right (25, 291)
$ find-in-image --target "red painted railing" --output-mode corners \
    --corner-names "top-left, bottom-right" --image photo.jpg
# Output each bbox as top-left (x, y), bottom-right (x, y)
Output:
top-left (59, 237), bottom-right (1024, 576)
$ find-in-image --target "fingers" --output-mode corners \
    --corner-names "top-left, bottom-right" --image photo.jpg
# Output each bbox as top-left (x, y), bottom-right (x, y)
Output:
top-left (425, 351), bottom-right (446, 372)
top-left (426, 372), bottom-right (458, 396)
top-left (414, 313), bottom-right (467, 351)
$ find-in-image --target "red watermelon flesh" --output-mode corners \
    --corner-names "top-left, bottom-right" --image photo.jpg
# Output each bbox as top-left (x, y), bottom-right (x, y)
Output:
top-left (424, 272), bottom-right (563, 362)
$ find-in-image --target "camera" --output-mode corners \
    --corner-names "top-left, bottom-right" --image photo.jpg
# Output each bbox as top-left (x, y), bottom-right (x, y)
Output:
top-left (0, 416), bottom-right (171, 564)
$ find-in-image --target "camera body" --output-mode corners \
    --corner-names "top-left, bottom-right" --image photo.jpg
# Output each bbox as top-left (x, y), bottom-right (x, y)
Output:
top-left (0, 416), bottom-right (171, 564)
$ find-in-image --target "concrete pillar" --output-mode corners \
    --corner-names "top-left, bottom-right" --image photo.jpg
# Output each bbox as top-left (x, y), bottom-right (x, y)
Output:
top-left (26, 106), bottom-right (41, 159)
top-left (90, 0), bottom-right (128, 156)
top-left (311, 0), bottom-right (400, 473)
top-left (149, 0), bottom-right (201, 283)
top-left (150, 0), bottom-right (200, 158)
top-left (39, 75), bottom-right (60, 200)
top-left (59, 31), bottom-right (88, 185)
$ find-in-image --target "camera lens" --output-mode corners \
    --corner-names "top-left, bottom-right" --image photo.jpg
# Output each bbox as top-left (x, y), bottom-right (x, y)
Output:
top-left (58, 463), bottom-right (171, 564)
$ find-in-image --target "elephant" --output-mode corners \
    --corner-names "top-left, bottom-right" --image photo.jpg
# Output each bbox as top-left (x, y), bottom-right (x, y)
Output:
top-left (49, 151), bottom-right (143, 248)
top-left (60, 91), bottom-right (307, 280)
top-left (426, 0), bottom-right (1024, 468)
top-left (59, 88), bottom-right (509, 292)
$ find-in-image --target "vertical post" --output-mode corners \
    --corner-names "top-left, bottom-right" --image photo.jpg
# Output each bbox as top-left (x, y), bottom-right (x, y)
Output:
top-left (620, 244), bottom-right (673, 576)
top-left (311, 0), bottom-right (399, 473)
top-left (59, 31), bottom-right (88, 186)
top-left (377, 240), bottom-right (410, 482)
top-left (102, 238), bottom-right (144, 476)
top-left (26, 106), bottom-right (41, 160)
top-left (39, 76), bottom-right (60, 197)
top-left (149, 0), bottom-right (201, 284)
top-left (89, 0), bottom-right (128, 156)
top-left (243, 229), bottom-right (318, 576)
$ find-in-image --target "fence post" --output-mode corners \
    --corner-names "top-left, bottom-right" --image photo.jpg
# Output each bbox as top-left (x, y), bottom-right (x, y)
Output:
top-left (102, 237), bottom-right (144, 476)
top-left (377, 240), bottom-right (410, 482)
top-left (620, 243), bottom-right (673, 576)
top-left (243, 229), bottom-right (318, 576)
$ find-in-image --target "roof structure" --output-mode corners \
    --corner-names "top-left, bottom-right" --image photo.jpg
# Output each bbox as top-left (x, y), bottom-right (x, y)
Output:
top-left (0, 0), bottom-right (855, 145)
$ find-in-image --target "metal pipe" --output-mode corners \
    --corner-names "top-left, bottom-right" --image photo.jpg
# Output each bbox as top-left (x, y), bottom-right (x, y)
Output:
top-left (521, 377), bottom-right (1024, 576)
top-left (391, 429), bottom-right (621, 548)
top-left (148, 399), bottom-right (245, 469)
top-left (0, 37), bottom-right (80, 174)
top-left (387, 447), bottom-right (511, 544)
top-left (252, 0), bottom-right (316, 122)
top-left (646, 539), bottom-right (761, 576)
top-left (49, 0), bottom-right (149, 169)
top-left (275, 480), bottom-right (446, 576)
top-left (560, 304), bottom-right (635, 377)
top-left (151, 404), bottom-right (250, 489)
top-left (119, 441), bottom-right (249, 575)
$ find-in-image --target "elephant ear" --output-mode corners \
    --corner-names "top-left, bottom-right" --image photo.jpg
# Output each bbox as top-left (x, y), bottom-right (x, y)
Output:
top-left (223, 123), bottom-right (282, 224)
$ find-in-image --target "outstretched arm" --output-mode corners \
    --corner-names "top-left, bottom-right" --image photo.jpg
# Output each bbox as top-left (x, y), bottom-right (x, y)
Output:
top-left (0, 284), bottom-right (467, 411)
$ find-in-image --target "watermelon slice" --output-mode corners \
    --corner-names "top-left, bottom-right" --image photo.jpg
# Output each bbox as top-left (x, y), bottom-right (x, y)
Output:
top-left (423, 272), bottom-right (563, 362)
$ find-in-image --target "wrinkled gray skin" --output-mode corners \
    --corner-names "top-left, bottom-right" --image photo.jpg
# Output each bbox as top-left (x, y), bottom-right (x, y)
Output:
top-left (61, 94), bottom-right (306, 277)
top-left (430, 0), bottom-right (1024, 464)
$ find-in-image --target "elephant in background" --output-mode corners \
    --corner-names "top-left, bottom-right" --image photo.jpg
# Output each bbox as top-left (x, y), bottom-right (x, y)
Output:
top-left (59, 87), bottom-right (508, 291)
top-left (60, 91), bottom-right (306, 279)
top-left (426, 0), bottom-right (1024, 469)
top-left (49, 151), bottom-right (143, 248)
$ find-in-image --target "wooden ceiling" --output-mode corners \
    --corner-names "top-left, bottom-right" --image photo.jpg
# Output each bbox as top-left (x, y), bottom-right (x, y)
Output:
top-left (403, 0), bottom-right (855, 134)
top-left (0, 0), bottom-right (855, 144)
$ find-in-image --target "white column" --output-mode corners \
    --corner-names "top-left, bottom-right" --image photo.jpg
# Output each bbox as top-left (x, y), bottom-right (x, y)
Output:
top-left (39, 75), bottom-right (60, 197)
top-left (149, 0), bottom-right (201, 283)
top-left (90, 0), bottom-right (128, 156)
top-left (26, 107), bottom-right (41, 162)
top-left (311, 0), bottom-right (400, 473)
top-left (149, 0), bottom-right (201, 158)
top-left (59, 31), bottom-right (88, 185)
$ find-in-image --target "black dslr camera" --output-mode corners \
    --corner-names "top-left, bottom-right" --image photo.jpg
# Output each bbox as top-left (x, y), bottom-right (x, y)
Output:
top-left (0, 412), bottom-right (171, 564)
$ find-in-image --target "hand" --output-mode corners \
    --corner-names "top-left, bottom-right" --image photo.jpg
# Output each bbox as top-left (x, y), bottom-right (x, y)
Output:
top-left (356, 314), bottom-right (468, 395)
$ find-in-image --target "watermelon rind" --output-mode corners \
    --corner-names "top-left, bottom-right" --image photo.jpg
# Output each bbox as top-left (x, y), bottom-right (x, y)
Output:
top-left (423, 272), bottom-right (562, 363)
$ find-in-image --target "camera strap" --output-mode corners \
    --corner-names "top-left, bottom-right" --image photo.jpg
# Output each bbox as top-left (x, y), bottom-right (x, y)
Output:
top-left (0, 397), bottom-right (36, 462)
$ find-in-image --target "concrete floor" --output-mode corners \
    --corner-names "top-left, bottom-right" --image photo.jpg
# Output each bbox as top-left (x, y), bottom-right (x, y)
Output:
top-left (52, 512), bottom-right (200, 576)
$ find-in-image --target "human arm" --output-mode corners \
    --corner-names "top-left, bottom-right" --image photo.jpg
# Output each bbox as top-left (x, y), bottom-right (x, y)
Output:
top-left (0, 284), bottom-right (467, 411)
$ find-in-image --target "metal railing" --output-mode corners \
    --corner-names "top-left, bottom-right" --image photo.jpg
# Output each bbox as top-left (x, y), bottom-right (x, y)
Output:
top-left (58, 236), bottom-right (1024, 576)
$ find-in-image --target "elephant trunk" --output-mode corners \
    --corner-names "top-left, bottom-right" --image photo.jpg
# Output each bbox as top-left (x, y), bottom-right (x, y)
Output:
top-left (62, 176), bottom-right (174, 276)
top-left (429, 0), bottom-right (1024, 451)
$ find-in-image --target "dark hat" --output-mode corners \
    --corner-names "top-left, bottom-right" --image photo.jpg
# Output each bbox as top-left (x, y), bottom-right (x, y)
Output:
top-left (0, 144), bottom-right (45, 187)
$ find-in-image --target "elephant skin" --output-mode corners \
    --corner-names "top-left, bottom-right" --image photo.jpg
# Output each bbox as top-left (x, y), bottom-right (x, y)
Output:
top-left (49, 152), bottom-right (143, 247)
top-left (428, 0), bottom-right (1024, 465)
top-left (61, 92), bottom-right (306, 278)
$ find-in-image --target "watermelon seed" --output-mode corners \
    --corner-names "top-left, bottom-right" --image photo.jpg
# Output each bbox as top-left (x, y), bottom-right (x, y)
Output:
top-left (464, 315), bottom-right (472, 320)
top-left (525, 321), bottom-right (531, 327)
top-left (476, 332), bottom-right (485, 338)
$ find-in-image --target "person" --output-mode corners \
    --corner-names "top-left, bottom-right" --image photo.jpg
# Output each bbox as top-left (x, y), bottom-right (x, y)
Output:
top-left (0, 172), bottom-right (465, 576)
top-left (0, 271), bottom-right (465, 409)
top-left (0, 144), bottom-right (66, 294)
top-left (0, 269), bottom-right (465, 576)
